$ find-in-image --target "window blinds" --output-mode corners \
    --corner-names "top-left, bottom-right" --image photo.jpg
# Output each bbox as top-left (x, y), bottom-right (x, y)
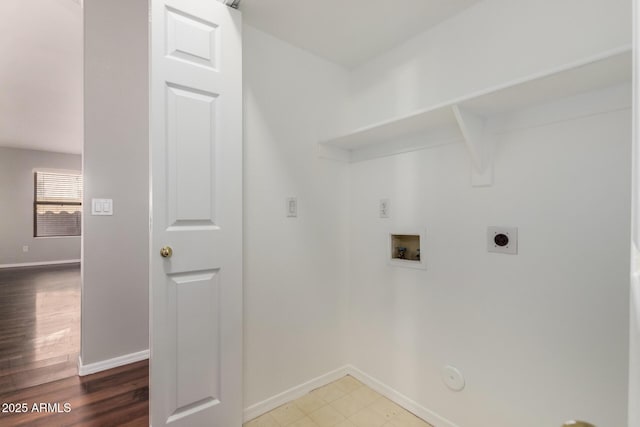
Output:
top-left (34, 171), bottom-right (83, 237)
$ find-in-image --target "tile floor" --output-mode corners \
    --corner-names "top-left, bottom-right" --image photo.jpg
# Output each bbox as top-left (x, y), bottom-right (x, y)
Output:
top-left (244, 375), bottom-right (433, 427)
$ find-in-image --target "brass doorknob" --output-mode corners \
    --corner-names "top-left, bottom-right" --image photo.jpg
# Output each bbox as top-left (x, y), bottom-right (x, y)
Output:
top-left (160, 246), bottom-right (173, 258)
top-left (562, 422), bottom-right (595, 427)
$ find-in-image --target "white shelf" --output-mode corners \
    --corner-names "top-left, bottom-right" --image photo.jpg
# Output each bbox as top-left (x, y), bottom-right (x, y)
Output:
top-left (318, 46), bottom-right (632, 176)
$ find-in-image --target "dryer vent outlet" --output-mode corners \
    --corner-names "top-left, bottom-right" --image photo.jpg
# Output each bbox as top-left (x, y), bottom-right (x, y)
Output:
top-left (487, 226), bottom-right (518, 254)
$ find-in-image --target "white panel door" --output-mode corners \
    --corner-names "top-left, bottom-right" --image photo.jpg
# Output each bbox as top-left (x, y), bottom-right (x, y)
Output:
top-left (150, 0), bottom-right (242, 426)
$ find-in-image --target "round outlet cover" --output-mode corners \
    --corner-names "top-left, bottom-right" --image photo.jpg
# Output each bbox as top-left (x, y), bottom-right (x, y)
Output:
top-left (442, 365), bottom-right (465, 392)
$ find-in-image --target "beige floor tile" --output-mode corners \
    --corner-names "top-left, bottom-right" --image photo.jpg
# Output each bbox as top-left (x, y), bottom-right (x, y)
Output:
top-left (310, 383), bottom-right (347, 403)
top-left (308, 405), bottom-right (346, 427)
top-left (333, 375), bottom-right (363, 394)
top-left (244, 413), bottom-right (280, 427)
top-left (349, 386), bottom-right (382, 405)
top-left (270, 403), bottom-right (306, 426)
top-left (289, 416), bottom-right (321, 427)
top-left (369, 397), bottom-right (407, 421)
top-left (295, 393), bottom-right (327, 414)
top-left (329, 393), bottom-right (369, 418)
top-left (255, 377), bottom-right (431, 427)
top-left (348, 406), bottom-right (388, 427)
top-left (389, 411), bottom-right (433, 427)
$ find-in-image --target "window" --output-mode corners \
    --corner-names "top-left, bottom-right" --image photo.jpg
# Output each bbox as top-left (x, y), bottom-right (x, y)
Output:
top-left (34, 171), bottom-right (83, 237)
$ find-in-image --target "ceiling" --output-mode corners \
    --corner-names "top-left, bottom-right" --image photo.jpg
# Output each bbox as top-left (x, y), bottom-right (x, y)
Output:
top-left (0, 0), bottom-right (82, 155)
top-left (240, 0), bottom-right (482, 69)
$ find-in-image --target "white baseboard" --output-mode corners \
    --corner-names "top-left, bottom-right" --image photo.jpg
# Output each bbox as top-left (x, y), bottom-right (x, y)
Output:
top-left (243, 365), bottom-right (350, 422)
top-left (347, 365), bottom-right (460, 427)
top-left (243, 364), bottom-right (460, 427)
top-left (0, 259), bottom-right (81, 269)
top-left (78, 349), bottom-right (149, 376)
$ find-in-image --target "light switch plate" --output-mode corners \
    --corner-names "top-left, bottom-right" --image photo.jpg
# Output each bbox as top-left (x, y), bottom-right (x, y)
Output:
top-left (487, 226), bottom-right (517, 254)
top-left (379, 199), bottom-right (390, 218)
top-left (286, 197), bottom-right (297, 218)
top-left (92, 198), bottom-right (113, 216)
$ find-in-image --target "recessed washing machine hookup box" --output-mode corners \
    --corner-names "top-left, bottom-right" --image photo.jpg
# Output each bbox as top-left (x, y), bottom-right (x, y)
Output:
top-left (389, 230), bottom-right (426, 269)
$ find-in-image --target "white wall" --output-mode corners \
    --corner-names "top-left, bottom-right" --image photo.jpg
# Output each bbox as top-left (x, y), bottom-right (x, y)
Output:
top-left (342, 1), bottom-right (632, 426)
top-left (243, 25), bottom-right (351, 408)
top-left (345, 0), bottom-right (632, 131)
top-left (82, 0), bottom-right (149, 365)
top-left (0, 147), bottom-right (81, 266)
top-left (631, 271), bottom-right (640, 427)
top-left (629, 1), bottom-right (640, 425)
top-left (349, 108), bottom-right (631, 427)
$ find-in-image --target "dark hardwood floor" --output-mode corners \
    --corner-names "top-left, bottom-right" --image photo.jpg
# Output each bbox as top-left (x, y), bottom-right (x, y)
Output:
top-left (0, 359), bottom-right (148, 426)
top-left (0, 264), bottom-right (80, 393)
top-left (0, 265), bottom-right (149, 425)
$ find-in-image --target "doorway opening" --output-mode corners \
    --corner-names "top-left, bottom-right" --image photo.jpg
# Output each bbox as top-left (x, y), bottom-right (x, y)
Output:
top-left (0, 0), bottom-right (83, 394)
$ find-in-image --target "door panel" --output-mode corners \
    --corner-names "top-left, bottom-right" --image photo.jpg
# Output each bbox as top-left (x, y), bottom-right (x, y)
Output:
top-left (150, 0), bottom-right (242, 426)
top-left (166, 83), bottom-right (218, 226)
top-left (166, 8), bottom-right (219, 70)
top-left (174, 270), bottom-right (220, 407)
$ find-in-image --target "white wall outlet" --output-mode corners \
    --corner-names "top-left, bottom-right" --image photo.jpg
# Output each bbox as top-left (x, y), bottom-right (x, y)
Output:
top-left (442, 365), bottom-right (465, 392)
top-left (286, 197), bottom-right (297, 217)
top-left (487, 226), bottom-right (518, 254)
top-left (92, 198), bottom-right (113, 216)
top-left (379, 199), bottom-right (390, 218)
top-left (22, 245), bottom-right (29, 253)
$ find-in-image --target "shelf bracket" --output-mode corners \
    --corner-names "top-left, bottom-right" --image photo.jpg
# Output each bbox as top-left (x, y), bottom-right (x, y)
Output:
top-left (452, 104), bottom-right (494, 187)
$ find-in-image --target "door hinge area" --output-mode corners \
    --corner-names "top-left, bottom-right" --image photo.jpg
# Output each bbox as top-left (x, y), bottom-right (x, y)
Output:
top-left (225, 0), bottom-right (241, 9)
